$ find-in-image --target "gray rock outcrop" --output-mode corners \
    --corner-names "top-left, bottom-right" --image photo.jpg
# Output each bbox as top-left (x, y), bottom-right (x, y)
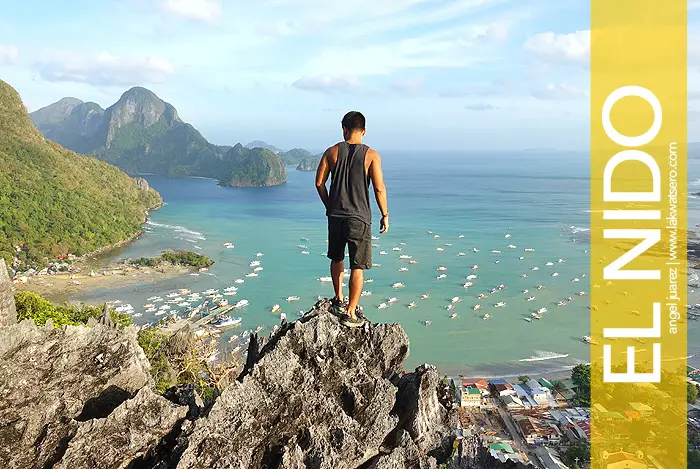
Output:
top-left (175, 300), bottom-right (458, 469)
top-left (0, 320), bottom-right (161, 468)
top-left (0, 259), bottom-right (15, 326)
top-left (134, 177), bottom-right (151, 191)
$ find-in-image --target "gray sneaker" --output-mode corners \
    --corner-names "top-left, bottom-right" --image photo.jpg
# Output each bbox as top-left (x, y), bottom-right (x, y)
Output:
top-left (330, 297), bottom-right (348, 315)
top-left (342, 313), bottom-right (366, 328)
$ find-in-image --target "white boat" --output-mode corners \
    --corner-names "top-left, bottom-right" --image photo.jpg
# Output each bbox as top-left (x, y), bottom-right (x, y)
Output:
top-left (228, 335), bottom-right (239, 343)
top-left (494, 302), bottom-right (506, 308)
top-left (545, 262), bottom-right (554, 266)
top-left (537, 307), bottom-right (548, 314)
top-left (256, 252), bottom-right (264, 257)
top-left (446, 304), bottom-right (455, 311)
top-left (398, 267), bottom-right (409, 272)
top-left (399, 255), bottom-right (412, 259)
top-left (178, 302), bottom-right (191, 307)
top-left (536, 285), bottom-right (544, 290)
top-left (286, 296), bottom-right (300, 302)
top-left (552, 272), bottom-right (559, 277)
top-left (250, 260), bottom-right (261, 267)
top-left (433, 235), bottom-right (440, 238)
top-left (505, 234), bottom-right (511, 238)
top-left (145, 307), bottom-right (157, 313)
top-left (572, 277), bottom-right (580, 282)
top-left (298, 244), bottom-right (308, 249)
top-left (392, 247), bottom-right (402, 251)
top-left (450, 313), bottom-right (457, 319)
top-left (361, 291), bottom-right (372, 297)
top-left (300, 251), bottom-right (310, 255)
top-left (318, 276), bottom-right (333, 283)
top-left (380, 251), bottom-right (388, 255)
top-left (424, 320), bottom-right (431, 326)
top-left (472, 248), bottom-right (479, 252)
top-left (407, 302), bottom-right (417, 308)
top-left (532, 266), bottom-right (539, 271)
top-left (408, 260), bottom-right (418, 264)
top-left (378, 303), bottom-right (388, 309)
top-left (271, 304), bottom-right (281, 312)
top-left (526, 296), bottom-right (536, 302)
top-left (246, 273), bottom-right (258, 278)
top-left (301, 237), bottom-right (309, 241)
top-left (466, 274), bottom-right (477, 280)
top-left (255, 325), bottom-right (265, 333)
top-left (203, 289), bottom-right (218, 295)
top-left (437, 266), bottom-right (447, 271)
top-left (143, 303), bottom-right (155, 309)
top-left (233, 300), bottom-right (249, 308)
top-left (437, 274), bottom-right (447, 279)
top-left (372, 244), bottom-right (379, 248)
top-left (366, 279), bottom-right (374, 283)
top-left (507, 244), bottom-right (516, 249)
top-left (224, 286), bottom-right (238, 292)
top-left (577, 291), bottom-right (587, 296)
top-left (462, 282), bottom-right (473, 288)
top-left (482, 313), bottom-right (491, 320)
top-left (420, 294), bottom-right (430, 300)
top-left (372, 236), bottom-right (380, 240)
top-left (521, 274), bottom-right (528, 278)
top-left (518, 256), bottom-right (525, 260)
top-left (524, 248), bottom-right (535, 252)
top-left (132, 313), bottom-right (143, 318)
top-left (436, 248), bottom-right (444, 252)
top-left (451, 296), bottom-right (461, 303)
top-left (582, 335), bottom-right (599, 345)
top-left (166, 293), bottom-right (179, 298)
top-left (224, 243), bottom-right (235, 249)
top-left (524, 317), bottom-right (532, 322)
top-left (392, 283), bottom-right (405, 289)
top-left (472, 265), bottom-right (479, 270)
top-left (557, 258), bottom-right (565, 263)
top-left (200, 268), bottom-right (208, 272)
top-left (477, 293), bottom-right (488, 299)
top-left (489, 288), bottom-right (498, 294)
top-left (473, 304), bottom-right (481, 311)
top-left (531, 313), bottom-right (542, 320)
top-left (234, 279), bottom-right (245, 284)
top-left (212, 316), bottom-right (242, 328)
top-left (445, 243), bottom-right (452, 247)
top-left (159, 305), bottom-right (171, 310)
top-left (155, 311), bottom-right (166, 316)
top-left (457, 252), bottom-right (466, 256)
top-left (147, 296), bottom-right (160, 301)
top-left (490, 250), bottom-right (501, 254)
top-left (254, 267), bottom-right (264, 272)
top-left (458, 235), bottom-right (465, 238)
top-left (388, 297), bottom-right (398, 304)
top-left (115, 305), bottom-right (134, 313)
top-left (494, 260), bottom-right (500, 264)
top-left (400, 242), bottom-right (406, 246)
top-left (557, 301), bottom-right (566, 306)
top-left (372, 263), bottom-right (381, 267)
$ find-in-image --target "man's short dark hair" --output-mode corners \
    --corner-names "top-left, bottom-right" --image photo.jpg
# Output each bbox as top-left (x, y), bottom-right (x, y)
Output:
top-left (341, 111), bottom-right (365, 132)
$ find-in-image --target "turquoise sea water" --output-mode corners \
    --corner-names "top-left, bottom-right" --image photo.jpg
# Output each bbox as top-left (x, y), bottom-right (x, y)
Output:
top-left (75, 151), bottom-right (700, 376)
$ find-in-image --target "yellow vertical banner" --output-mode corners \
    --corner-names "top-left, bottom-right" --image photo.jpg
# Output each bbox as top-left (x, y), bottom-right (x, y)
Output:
top-left (590, 1), bottom-right (687, 468)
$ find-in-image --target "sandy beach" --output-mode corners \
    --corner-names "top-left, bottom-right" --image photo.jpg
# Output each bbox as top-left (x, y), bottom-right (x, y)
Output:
top-left (16, 263), bottom-right (196, 303)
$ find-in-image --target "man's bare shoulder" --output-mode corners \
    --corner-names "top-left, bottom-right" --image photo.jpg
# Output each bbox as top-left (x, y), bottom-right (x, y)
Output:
top-left (366, 147), bottom-right (381, 161)
top-left (323, 144), bottom-right (340, 158)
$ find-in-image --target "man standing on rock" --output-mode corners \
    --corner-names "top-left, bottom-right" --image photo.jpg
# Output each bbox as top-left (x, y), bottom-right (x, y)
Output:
top-left (315, 111), bottom-right (389, 327)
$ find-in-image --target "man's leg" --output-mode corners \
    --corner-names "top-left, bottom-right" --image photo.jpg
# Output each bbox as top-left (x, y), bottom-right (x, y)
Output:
top-left (346, 219), bottom-right (372, 319)
top-left (330, 260), bottom-right (344, 301)
top-left (347, 268), bottom-right (364, 318)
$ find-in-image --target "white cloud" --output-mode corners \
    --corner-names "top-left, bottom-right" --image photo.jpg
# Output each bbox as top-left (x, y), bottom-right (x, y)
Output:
top-left (292, 76), bottom-right (363, 94)
top-left (465, 102), bottom-right (498, 111)
top-left (159, 0), bottom-right (222, 22)
top-left (531, 84), bottom-right (584, 100)
top-left (37, 51), bottom-right (174, 87)
top-left (524, 30), bottom-right (590, 63)
top-left (0, 45), bottom-right (18, 65)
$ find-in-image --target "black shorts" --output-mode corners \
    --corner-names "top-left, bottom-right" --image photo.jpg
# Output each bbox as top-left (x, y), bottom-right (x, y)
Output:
top-left (327, 216), bottom-right (372, 269)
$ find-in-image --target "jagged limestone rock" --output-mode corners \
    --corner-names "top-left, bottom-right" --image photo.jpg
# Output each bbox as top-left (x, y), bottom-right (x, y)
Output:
top-left (0, 321), bottom-right (153, 468)
top-left (54, 387), bottom-right (187, 469)
top-left (0, 258), bottom-right (16, 326)
top-left (176, 301), bottom-right (456, 469)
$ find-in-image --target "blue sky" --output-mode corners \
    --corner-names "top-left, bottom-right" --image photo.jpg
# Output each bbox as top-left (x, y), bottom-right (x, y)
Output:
top-left (0, 0), bottom-right (698, 151)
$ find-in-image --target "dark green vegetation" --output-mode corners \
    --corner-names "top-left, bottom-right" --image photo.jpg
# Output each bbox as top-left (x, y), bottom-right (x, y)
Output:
top-left (134, 250), bottom-right (213, 268)
top-left (0, 80), bottom-right (162, 267)
top-left (31, 87), bottom-right (298, 187)
top-left (690, 381), bottom-right (699, 404)
top-left (571, 363), bottom-right (590, 406)
top-left (279, 147), bottom-right (314, 165)
top-left (14, 291), bottom-right (132, 327)
top-left (561, 441), bottom-right (590, 469)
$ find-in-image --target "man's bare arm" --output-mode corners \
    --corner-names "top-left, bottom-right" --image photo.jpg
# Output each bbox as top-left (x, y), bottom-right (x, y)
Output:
top-left (368, 150), bottom-right (389, 233)
top-left (315, 149), bottom-right (331, 209)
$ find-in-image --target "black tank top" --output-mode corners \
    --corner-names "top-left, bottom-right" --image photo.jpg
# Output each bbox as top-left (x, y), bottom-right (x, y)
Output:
top-left (326, 141), bottom-right (371, 225)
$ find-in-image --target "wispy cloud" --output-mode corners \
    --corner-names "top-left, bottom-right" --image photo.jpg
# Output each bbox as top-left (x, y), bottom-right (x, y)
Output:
top-left (531, 84), bottom-right (584, 100)
top-left (465, 102), bottom-right (498, 111)
top-left (391, 77), bottom-right (425, 96)
top-left (292, 75), bottom-right (363, 94)
top-left (524, 30), bottom-right (590, 63)
top-left (36, 51), bottom-right (174, 86)
top-left (158, 0), bottom-right (222, 22)
top-left (0, 45), bottom-right (18, 65)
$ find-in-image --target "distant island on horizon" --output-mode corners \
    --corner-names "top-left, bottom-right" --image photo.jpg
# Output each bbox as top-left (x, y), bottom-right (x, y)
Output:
top-left (29, 87), bottom-right (321, 187)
